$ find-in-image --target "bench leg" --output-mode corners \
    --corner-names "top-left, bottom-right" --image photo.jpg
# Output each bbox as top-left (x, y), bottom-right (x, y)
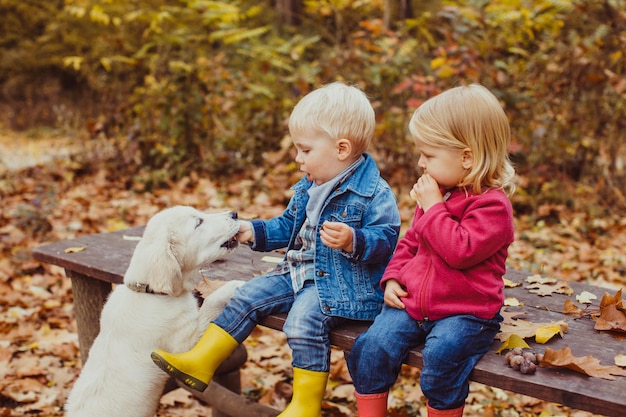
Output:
top-left (65, 269), bottom-right (112, 365)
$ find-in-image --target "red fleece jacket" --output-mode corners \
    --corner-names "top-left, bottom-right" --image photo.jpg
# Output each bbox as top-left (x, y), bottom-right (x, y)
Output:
top-left (381, 188), bottom-right (514, 321)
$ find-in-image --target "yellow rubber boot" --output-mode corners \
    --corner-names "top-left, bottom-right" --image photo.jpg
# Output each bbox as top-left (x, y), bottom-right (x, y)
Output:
top-left (355, 391), bottom-right (388, 416)
top-left (150, 323), bottom-right (238, 392)
top-left (427, 403), bottom-right (464, 416)
top-left (278, 368), bottom-right (329, 417)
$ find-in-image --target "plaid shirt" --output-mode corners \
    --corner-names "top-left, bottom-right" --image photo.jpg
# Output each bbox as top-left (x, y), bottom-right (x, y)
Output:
top-left (283, 219), bottom-right (316, 292)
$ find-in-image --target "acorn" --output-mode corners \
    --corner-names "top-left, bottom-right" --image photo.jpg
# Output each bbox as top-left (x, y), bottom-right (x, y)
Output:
top-left (520, 360), bottom-right (537, 374)
top-left (523, 351), bottom-right (538, 364)
top-left (509, 355), bottom-right (524, 371)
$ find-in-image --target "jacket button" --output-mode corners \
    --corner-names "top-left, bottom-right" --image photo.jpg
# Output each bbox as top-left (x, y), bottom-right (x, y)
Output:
top-left (317, 270), bottom-right (324, 277)
top-left (323, 305), bottom-right (331, 311)
top-left (341, 211), bottom-right (347, 217)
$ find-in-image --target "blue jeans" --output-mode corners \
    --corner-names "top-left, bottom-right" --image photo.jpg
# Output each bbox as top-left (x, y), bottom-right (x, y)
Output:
top-left (346, 305), bottom-right (501, 410)
top-left (213, 273), bottom-right (345, 371)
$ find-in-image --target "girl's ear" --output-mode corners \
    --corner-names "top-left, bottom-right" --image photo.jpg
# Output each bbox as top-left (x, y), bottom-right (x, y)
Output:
top-left (337, 138), bottom-right (352, 161)
top-left (461, 148), bottom-right (473, 169)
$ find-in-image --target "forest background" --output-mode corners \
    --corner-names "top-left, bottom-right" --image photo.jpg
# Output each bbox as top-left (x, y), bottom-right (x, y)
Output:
top-left (1, 0), bottom-right (625, 416)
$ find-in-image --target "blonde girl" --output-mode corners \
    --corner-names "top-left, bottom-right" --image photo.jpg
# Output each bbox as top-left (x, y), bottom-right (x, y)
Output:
top-left (347, 84), bottom-right (516, 417)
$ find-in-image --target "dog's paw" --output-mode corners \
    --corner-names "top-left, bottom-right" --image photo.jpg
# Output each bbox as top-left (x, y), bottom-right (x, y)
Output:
top-left (200, 280), bottom-right (244, 318)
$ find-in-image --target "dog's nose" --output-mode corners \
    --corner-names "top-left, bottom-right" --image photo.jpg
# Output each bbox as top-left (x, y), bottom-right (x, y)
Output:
top-left (230, 211), bottom-right (238, 219)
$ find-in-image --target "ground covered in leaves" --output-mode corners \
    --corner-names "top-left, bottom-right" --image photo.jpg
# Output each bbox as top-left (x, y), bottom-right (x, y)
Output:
top-left (1, 131), bottom-right (625, 416)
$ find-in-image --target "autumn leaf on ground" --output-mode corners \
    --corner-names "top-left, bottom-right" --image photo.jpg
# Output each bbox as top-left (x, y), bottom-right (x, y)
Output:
top-left (504, 297), bottom-right (523, 307)
top-left (63, 246), bottom-right (86, 253)
top-left (576, 291), bottom-right (597, 304)
top-left (525, 274), bottom-right (573, 296)
top-left (562, 299), bottom-right (592, 319)
top-left (503, 278), bottom-right (522, 288)
top-left (540, 347), bottom-right (626, 380)
top-left (496, 334), bottom-right (530, 353)
top-left (593, 289), bottom-right (626, 334)
top-left (497, 309), bottom-right (568, 343)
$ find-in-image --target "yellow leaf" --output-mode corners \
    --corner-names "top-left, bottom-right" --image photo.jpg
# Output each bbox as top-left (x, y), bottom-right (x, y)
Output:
top-left (430, 56), bottom-right (446, 69)
top-left (100, 57), bottom-right (111, 72)
top-left (503, 278), bottom-right (522, 288)
top-left (504, 297), bottom-right (523, 306)
top-left (535, 324), bottom-right (564, 344)
top-left (63, 56), bottom-right (83, 71)
top-left (64, 246), bottom-right (86, 253)
top-left (496, 334), bottom-right (530, 353)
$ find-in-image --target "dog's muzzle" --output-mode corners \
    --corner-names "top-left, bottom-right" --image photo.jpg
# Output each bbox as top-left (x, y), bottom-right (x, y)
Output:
top-left (222, 237), bottom-right (238, 250)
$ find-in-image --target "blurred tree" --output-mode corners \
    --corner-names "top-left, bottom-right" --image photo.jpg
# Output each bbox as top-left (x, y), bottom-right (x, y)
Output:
top-left (0, 0), bottom-right (624, 207)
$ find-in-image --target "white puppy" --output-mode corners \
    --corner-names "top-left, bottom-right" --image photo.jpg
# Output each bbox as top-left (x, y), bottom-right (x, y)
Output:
top-left (65, 206), bottom-right (245, 417)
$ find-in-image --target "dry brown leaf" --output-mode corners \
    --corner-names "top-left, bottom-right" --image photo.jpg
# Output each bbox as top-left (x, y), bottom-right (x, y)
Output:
top-left (562, 299), bottom-right (588, 318)
top-left (540, 347), bottom-right (626, 380)
top-left (593, 289), bottom-right (626, 333)
top-left (525, 277), bottom-right (573, 296)
top-left (496, 313), bottom-right (568, 342)
top-left (159, 388), bottom-right (196, 407)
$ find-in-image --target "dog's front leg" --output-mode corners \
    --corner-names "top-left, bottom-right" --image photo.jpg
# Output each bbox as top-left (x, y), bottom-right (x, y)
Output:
top-left (196, 280), bottom-right (245, 334)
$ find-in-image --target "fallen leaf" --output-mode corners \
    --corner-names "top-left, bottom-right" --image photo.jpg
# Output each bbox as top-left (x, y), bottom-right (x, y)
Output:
top-left (496, 334), bottom-right (530, 353)
top-left (503, 278), bottom-right (522, 288)
top-left (535, 324), bottom-right (565, 344)
top-left (261, 256), bottom-right (282, 263)
top-left (504, 297), bottom-right (523, 307)
top-left (593, 289), bottom-right (626, 333)
top-left (525, 274), bottom-right (557, 285)
top-left (159, 388), bottom-right (195, 406)
top-left (576, 291), bottom-right (597, 304)
top-left (524, 274), bottom-right (574, 296)
top-left (63, 246), bottom-right (86, 253)
top-left (562, 299), bottom-right (588, 318)
top-left (540, 347), bottom-right (626, 380)
top-left (497, 314), bottom-right (568, 343)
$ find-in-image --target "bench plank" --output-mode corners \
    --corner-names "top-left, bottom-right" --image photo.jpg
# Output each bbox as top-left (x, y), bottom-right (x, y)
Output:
top-left (33, 228), bottom-right (625, 417)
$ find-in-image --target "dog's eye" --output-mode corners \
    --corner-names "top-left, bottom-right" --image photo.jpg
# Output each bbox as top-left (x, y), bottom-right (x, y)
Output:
top-left (195, 218), bottom-right (204, 229)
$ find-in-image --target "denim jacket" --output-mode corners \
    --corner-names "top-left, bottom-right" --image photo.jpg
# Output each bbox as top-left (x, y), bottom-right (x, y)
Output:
top-left (249, 153), bottom-right (401, 320)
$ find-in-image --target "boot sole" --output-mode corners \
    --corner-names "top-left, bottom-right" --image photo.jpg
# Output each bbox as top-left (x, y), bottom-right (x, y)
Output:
top-left (150, 352), bottom-right (209, 392)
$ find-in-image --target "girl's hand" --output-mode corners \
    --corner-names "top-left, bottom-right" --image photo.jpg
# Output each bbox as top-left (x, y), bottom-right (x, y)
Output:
top-left (412, 173), bottom-right (443, 212)
top-left (236, 221), bottom-right (253, 243)
top-left (384, 279), bottom-right (408, 309)
top-left (320, 221), bottom-right (353, 252)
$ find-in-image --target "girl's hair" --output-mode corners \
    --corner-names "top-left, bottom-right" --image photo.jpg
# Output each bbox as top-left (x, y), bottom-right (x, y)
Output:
top-left (409, 84), bottom-right (516, 196)
top-left (288, 82), bottom-right (375, 156)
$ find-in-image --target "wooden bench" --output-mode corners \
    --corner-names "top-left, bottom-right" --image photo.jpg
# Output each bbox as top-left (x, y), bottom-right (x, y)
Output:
top-left (33, 226), bottom-right (625, 417)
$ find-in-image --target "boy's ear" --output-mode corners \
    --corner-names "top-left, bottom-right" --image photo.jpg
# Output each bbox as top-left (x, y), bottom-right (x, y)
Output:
top-left (461, 148), bottom-right (473, 169)
top-left (337, 138), bottom-right (352, 161)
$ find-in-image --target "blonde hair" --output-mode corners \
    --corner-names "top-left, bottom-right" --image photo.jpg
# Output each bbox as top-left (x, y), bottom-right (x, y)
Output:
top-left (288, 82), bottom-right (375, 156)
top-left (409, 84), bottom-right (516, 196)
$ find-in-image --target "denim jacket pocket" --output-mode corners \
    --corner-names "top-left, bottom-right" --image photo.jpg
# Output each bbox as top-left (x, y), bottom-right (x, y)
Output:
top-left (328, 203), bottom-right (365, 227)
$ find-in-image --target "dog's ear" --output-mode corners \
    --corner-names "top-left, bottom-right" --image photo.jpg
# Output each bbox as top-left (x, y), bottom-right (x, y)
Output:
top-left (123, 228), bottom-right (185, 296)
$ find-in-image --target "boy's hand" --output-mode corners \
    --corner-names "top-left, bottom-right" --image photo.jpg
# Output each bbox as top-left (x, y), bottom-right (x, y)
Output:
top-left (320, 221), bottom-right (353, 253)
top-left (412, 173), bottom-right (443, 212)
top-left (236, 221), bottom-right (254, 244)
top-left (384, 279), bottom-right (408, 309)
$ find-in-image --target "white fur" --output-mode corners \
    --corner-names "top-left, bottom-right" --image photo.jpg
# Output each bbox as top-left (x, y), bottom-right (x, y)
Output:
top-left (65, 206), bottom-right (245, 417)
